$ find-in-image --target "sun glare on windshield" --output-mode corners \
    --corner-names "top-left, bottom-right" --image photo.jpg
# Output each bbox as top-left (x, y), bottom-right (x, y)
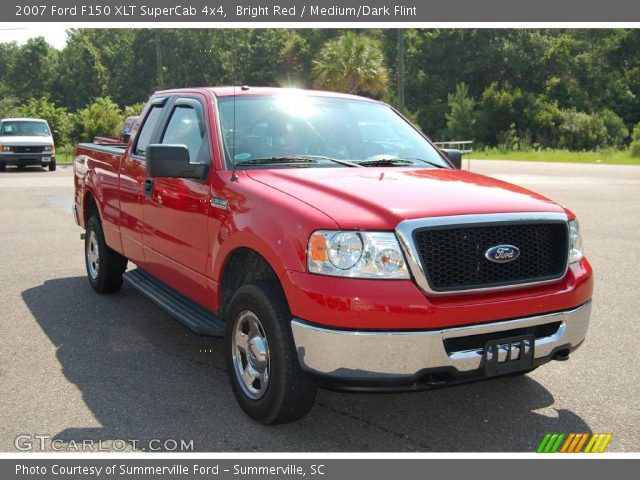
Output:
top-left (275, 90), bottom-right (316, 118)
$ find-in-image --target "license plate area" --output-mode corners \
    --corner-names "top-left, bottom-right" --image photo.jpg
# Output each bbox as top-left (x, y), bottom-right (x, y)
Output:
top-left (483, 334), bottom-right (535, 377)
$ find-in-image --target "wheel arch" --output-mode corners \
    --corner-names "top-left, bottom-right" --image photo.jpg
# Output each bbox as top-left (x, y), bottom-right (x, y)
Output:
top-left (217, 246), bottom-right (288, 318)
top-left (83, 189), bottom-right (101, 225)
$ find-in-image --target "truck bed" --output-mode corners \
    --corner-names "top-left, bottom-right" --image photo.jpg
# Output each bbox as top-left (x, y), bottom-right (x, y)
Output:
top-left (74, 143), bottom-right (129, 235)
top-left (77, 142), bottom-right (127, 156)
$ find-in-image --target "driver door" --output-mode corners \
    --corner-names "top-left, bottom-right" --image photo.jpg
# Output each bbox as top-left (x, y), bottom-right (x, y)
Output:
top-left (142, 96), bottom-right (213, 308)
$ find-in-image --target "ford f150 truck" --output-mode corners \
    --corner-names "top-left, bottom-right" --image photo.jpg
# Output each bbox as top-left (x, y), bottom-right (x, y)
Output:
top-left (73, 87), bottom-right (593, 424)
top-left (0, 118), bottom-right (56, 171)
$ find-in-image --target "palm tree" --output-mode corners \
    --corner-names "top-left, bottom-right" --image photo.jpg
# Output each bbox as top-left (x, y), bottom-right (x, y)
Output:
top-left (312, 32), bottom-right (389, 97)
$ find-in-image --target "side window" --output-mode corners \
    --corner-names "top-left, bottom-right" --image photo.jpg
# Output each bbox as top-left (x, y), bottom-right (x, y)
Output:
top-left (161, 102), bottom-right (208, 164)
top-left (134, 106), bottom-right (163, 156)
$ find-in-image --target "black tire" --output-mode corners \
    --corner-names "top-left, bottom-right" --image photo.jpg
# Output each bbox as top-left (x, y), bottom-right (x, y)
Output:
top-left (85, 214), bottom-right (128, 293)
top-left (48, 160), bottom-right (56, 172)
top-left (225, 282), bottom-right (317, 424)
top-left (0, 163), bottom-right (5, 172)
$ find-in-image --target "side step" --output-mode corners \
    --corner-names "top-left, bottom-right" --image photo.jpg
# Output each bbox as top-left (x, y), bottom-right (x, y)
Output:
top-left (123, 269), bottom-right (224, 337)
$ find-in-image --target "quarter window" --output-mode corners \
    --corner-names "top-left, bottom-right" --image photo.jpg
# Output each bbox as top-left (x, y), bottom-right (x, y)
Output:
top-left (134, 106), bottom-right (163, 156)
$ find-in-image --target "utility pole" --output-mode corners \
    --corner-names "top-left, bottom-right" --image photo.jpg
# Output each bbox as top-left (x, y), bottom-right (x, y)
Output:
top-left (155, 30), bottom-right (164, 89)
top-left (397, 29), bottom-right (405, 112)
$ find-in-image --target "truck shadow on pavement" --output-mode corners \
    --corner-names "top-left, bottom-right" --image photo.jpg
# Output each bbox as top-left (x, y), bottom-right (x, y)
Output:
top-left (22, 276), bottom-right (592, 452)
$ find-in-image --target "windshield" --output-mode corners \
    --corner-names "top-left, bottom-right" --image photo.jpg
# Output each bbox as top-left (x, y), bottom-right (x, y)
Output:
top-left (217, 93), bottom-right (449, 169)
top-left (0, 121), bottom-right (51, 137)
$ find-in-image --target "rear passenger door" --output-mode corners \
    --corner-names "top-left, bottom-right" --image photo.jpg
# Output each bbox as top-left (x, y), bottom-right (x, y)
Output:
top-left (141, 96), bottom-right (213, 308)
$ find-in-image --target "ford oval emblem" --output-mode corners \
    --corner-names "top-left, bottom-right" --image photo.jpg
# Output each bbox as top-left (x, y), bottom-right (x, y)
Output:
top-left (485, 244), bottom-right (520, 264)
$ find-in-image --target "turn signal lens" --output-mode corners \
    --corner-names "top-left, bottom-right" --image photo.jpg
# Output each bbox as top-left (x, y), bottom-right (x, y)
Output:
top-left (309, 234), bottom-right (328, 261)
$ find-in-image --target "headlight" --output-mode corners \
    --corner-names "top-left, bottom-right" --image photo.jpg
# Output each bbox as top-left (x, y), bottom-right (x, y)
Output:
top-left (308, 230), bottom-right (410, 279)
top-left (1, 145), bottom-right (10, 152)
top-left (44, 145), bottom-right (55, 152)
top-left (569, 219), bottom-right (584, 263)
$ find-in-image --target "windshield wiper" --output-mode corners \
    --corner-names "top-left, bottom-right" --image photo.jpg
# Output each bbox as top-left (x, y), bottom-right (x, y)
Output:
top-left (235, 156), bottom-right (318, 166)
top-left (357, 157), bottom-right (447, 168)
top-left (235, 155), bottom-right (362, 167)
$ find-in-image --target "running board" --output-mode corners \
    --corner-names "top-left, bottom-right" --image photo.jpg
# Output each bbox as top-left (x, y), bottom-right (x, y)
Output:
top-left (123, 269), bottom-right (224, 337)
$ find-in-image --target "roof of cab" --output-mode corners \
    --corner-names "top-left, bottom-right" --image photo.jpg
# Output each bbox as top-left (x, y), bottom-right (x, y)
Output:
top-left (209, 86), bottom-right (379, 103)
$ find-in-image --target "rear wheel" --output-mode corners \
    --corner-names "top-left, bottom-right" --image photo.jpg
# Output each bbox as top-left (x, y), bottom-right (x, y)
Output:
top-left (85, 215), bottom-right (128, 293)
top-left (225, 282), bottom-right (317, 424)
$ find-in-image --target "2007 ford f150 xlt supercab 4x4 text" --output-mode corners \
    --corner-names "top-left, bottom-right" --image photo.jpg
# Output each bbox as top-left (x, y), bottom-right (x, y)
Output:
top-left (73, 87), bottom-right (593, 424)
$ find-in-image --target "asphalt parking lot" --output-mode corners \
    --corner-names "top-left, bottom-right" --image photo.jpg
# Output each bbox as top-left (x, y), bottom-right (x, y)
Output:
top-left (0, 160), bottom-right (638, 452)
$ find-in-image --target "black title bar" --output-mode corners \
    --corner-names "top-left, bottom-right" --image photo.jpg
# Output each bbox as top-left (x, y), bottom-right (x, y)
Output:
top-left (4, 0), bottom-right (640, 22)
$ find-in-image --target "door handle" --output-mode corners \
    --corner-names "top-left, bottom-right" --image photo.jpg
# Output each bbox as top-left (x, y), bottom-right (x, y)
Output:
top-left (143, 178), bottom-right (154, 198)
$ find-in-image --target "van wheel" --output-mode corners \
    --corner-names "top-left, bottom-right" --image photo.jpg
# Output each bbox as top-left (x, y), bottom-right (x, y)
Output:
top-left (48, 160), bottom-right (56, 172)
top-left (225, 282), bottom-right (317, 424)
top-left (85, 215), bottom-right (128, 293)
top-left (0, 163), bottom-right (5, 172)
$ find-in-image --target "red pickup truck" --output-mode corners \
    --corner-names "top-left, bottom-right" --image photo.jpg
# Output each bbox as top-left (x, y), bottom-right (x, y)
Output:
top-left (73, 87), bottom-right (592, 424)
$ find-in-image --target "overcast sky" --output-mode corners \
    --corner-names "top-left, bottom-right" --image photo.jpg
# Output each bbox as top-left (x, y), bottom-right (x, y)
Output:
top-left (0, 25), bottom-right (69, 49)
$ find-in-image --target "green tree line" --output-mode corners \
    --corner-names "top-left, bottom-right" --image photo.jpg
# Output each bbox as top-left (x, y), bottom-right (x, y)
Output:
top-left (1, 28), bottom-right (639, 155)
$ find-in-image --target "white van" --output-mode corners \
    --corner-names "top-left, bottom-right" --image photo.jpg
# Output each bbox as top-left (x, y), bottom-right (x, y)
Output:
top-left (0, 118), bottom-right (56, 171)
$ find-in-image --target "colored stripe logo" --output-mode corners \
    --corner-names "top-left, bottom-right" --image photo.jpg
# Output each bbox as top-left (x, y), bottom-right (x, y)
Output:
top-left (537, 433), bottom-right (613, 453)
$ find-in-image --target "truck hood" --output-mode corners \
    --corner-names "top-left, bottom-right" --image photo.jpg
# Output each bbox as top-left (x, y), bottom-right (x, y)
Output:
top-left (0, 135), bottom-right (53, 146)
top-left (246, 167), bottom-right (565, 229)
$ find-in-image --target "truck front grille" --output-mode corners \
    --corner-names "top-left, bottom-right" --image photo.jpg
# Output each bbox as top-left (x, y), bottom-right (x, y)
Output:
top-left (12, 146), bottom-right (44, 154)
top-left (413, 221), bottom-right (569, 292)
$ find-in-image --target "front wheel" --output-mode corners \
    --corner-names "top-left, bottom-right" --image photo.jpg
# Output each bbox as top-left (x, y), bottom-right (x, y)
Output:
top-left (48, 160), bottom-right (56, 172)
top-left (225, 282), bottom-right (317, 424)
top-left (85, 215), bottom-right (128, 293)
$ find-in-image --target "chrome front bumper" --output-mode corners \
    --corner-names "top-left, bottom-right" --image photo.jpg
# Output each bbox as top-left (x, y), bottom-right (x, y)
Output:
top-left (291, 302), bottom-right (591, 383)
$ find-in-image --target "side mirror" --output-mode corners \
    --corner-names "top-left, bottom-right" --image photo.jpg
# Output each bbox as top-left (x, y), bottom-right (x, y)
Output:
top-left (121, 132), bottom-right (131, 144)
top-left (146, 144), bottom-right (206, 180)
top-left (442, 149), bottom-right (463, 169)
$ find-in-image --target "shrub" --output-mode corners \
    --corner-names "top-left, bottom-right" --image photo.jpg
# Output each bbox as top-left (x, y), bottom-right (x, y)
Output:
top-left (530, 100), bottom-right (562, 148)
top-left (476, 82), bottom-right (536, 145)
top-left (557, 109), bottom-right (607, 151)
top-left (599, 109), bottom-right (629, 148)
top-left (631, 123), bottom-right (640, 157)
top-left (74, 97), bottom-right (124, 143)
top-left (124, 102), bottom-right (146, 118)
